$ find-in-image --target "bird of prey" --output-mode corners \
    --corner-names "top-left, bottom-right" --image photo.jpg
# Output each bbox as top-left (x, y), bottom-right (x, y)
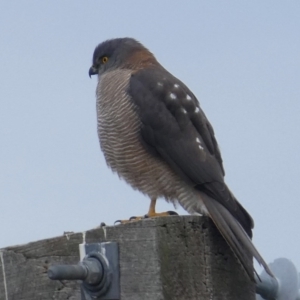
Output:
top-left (89, 38), bottom-right (273, 281)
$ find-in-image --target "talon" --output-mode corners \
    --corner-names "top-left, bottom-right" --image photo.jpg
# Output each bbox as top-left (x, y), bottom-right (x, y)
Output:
top-left (167, 211), bottom-right (178, 216)
top-left (115, 216), bottom-right (144, 224)
top-left (113, 199), bottom-right (178, 225)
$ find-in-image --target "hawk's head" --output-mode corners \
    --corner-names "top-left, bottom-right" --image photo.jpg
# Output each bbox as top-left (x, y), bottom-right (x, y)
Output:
top-left (89, 38), bottom-right (158, 77)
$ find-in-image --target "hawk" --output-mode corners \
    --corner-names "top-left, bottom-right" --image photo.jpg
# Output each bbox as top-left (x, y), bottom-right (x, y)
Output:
top-left (89, 38), bottom-right (272, 281)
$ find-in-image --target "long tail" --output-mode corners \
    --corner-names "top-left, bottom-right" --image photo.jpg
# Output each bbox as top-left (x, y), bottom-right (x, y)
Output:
top-left (202, 196), bottom-right (274, 282)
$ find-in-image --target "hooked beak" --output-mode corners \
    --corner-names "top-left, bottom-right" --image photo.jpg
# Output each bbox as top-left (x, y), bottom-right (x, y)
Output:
top-left (89, 65), bottom-right (98, 78)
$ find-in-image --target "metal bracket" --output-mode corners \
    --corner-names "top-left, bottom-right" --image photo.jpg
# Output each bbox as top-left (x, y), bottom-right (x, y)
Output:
top-left (256, 257), bottom-right (300, 300)
top-left (48, 242), bottom-right (119, 300)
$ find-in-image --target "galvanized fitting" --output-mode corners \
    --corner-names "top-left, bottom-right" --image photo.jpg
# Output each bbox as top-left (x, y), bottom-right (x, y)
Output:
top-left (48, 242), bottom-right (119, 300)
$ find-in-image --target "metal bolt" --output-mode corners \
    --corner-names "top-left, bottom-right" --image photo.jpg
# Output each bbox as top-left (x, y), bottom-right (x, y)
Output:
top-left (48, 257), bottom-right (103, 284)
top-left (48, 242), bottom-right (119, 299)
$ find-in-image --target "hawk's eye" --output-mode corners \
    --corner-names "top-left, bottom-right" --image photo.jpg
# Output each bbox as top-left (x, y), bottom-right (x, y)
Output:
top-left (101, 56), bottom-right (109, 64)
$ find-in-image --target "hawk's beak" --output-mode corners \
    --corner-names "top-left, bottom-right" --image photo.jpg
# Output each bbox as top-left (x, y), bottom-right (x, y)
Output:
top-left (89, 65), bottom-right (98, 77)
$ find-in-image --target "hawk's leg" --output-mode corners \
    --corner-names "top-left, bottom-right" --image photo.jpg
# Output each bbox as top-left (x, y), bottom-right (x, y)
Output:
top-left (115, 198), bottom-right (178, 224)
top-left (144, 198), bottom-right (178, 218)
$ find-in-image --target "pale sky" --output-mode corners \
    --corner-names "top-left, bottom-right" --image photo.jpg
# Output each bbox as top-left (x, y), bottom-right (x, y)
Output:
top-left (1, 1), bottom-right (300, 275)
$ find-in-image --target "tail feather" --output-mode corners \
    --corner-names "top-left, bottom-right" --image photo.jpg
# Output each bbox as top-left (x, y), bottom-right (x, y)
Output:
top-left (202, 196), bottom-right (274, 282)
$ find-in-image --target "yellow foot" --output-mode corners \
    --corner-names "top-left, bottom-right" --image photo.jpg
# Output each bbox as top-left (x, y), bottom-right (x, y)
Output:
top-left (114, 198), bottom-right (178, 225)
top-left (145, 211), bottom-right (178, 218)
top-left (114, 210), bottom-right (178, 225)
top-left (114, 217), bottom-right (143, 225)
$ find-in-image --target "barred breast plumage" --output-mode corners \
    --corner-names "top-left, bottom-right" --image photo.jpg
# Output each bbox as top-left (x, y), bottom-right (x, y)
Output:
top-left (96, 69), bottom-right (203, 213)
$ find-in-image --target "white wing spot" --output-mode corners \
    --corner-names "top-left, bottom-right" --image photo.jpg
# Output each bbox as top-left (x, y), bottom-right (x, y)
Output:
top-left (198, 145), bottom-right (204, 150)
top-left (186, 94), bottom-right (192, 101)
top-left (169, 93), bottom-right (177, 100)
top-left (157, 82), bottom-right (163, 87)
top-left (181, 108), bottom-right (187, 114)
top-left (174, 84), bottom-right (180, 88)
top-left (196, 137), bottom-right (201, 144)
top-left (195, 107), bottom-right (200, 113)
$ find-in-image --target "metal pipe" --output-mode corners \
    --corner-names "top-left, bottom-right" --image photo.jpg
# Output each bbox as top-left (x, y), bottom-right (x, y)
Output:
top-left (48, 257), bottom-right (103, 285)
top-left (48, 264), bottom-right (88, 280)
top-left (255, 273), bottom-right (279, 300)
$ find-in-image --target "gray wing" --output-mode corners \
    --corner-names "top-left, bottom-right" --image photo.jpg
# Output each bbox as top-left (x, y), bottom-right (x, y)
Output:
top-left (129, 67), bottom-right (252, 234)
top-left (128, 67), bottom-right (274, 281)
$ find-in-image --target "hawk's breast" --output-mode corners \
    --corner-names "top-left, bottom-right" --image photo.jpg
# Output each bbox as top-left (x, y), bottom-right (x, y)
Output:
top-left (96, 70), bottom-right (185, 201)
top-left (96, 69), bottom-right (207, 215)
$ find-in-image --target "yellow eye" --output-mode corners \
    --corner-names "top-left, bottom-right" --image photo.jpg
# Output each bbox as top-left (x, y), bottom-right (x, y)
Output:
top-left (102, 56), bottom-right (109, 64)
